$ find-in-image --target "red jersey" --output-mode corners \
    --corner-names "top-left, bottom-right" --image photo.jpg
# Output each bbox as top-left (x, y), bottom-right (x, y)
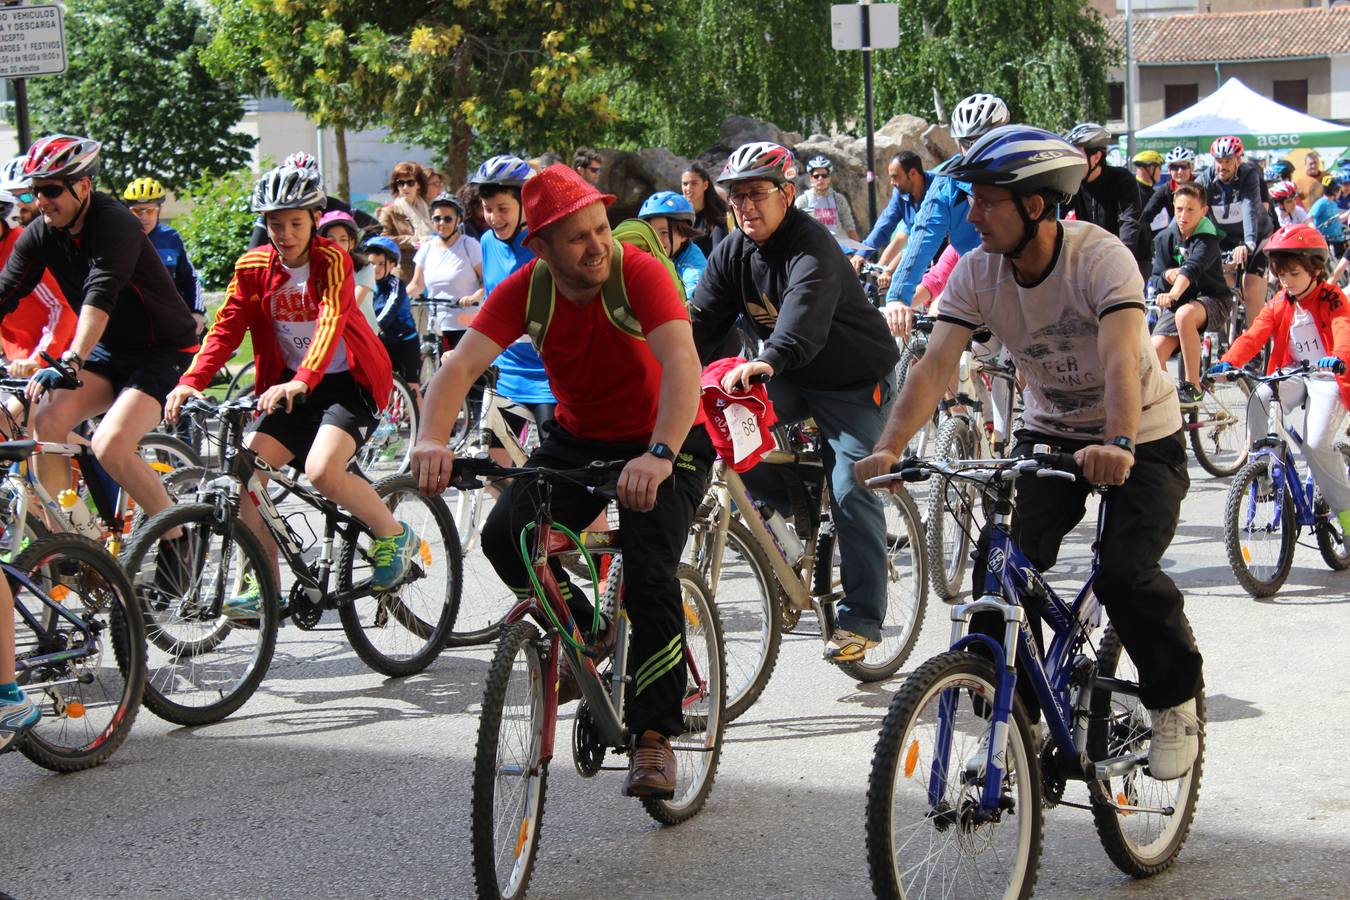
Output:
top-left (0, 227), bottom-right (74, 365)
top-left (180, 237), bottom-right (392, 409)
top-left (473, 245), bottom-right (699, 442)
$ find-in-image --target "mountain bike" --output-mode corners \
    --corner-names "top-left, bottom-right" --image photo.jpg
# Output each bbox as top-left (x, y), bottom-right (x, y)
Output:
top-left (121, 395), bottom-right (460, 726)
top-left (458, 457), bottom-right (724, 900)
top-left (354, 373), bottom-right (419, 478)
top-left (864, 452), bottom-right (1203, 899)
top-left (1220, 361), bottom-right (1350, 597)
top-left (1, 523), bottom-right (144, 772)
top-left (688, 420), bottom-right (927, 721)
top-left (412, 297), bottom-right (474, 446)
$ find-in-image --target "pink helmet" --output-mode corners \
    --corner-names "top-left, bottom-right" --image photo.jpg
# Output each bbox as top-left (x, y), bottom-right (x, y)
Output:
top-left (1210, 136), bottom-right (1244, 159)
top-left (317, 209), bottom-right (358, 239)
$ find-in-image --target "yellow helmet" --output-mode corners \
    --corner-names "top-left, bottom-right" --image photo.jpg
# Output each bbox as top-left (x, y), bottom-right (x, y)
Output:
top-left (1132, 150), bottom-right (1165, 166)
top-left (123, 177), bottom-right (166, 203)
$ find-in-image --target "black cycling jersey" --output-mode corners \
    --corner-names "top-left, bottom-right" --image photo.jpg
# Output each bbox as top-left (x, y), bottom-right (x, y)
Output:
top-left (689, 205), bottom-right (899, 390)
top-left (0, 192), bottom-right (198, 352)
top-left (1068, 162), bottom-right (1147, 268)
top-left (1194, 160), bottom-right (1270, 250)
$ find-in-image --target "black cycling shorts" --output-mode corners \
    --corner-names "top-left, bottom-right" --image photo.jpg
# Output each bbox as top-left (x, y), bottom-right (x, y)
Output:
top-left (249, 370), bottom-right (379, 465)
top-left (381, 335), bottom-right (421, 384)
top-left (82, 341), bottom-right (195, 410)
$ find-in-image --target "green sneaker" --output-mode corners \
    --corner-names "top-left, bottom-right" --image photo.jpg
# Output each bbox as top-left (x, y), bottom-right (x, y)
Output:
top-left (222, 572), bottom-right (262, 625)
top-left (370, 522), bottom-right (417, 591)
top-left (1338, 509), bottom-right (1350, 538)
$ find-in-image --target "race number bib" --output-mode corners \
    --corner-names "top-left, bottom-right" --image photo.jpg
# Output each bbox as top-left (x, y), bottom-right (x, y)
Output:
top-left (724, 403), bottom-right (760, 465)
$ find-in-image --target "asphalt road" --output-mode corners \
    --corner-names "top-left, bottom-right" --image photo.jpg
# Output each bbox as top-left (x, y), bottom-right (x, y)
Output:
top-left (4, 461), bottom-right (1350, 899)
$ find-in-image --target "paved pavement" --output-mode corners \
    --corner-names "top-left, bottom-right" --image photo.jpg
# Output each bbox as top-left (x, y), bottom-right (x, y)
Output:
top-left (4, 461), bottom-right (1350, 899)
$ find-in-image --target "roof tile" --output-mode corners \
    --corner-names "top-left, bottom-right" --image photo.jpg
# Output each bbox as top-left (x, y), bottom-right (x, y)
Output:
top-left (1105, 7), bottom-right (1350, 64)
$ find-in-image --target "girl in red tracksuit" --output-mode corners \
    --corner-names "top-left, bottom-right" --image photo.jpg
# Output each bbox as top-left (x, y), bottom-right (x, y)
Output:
top-left (165, 164), bottom-right (415, 621)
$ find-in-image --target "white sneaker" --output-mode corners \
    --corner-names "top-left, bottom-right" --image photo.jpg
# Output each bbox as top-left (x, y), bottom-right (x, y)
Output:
top-left (1147, 698), bottom-right (1201, 780)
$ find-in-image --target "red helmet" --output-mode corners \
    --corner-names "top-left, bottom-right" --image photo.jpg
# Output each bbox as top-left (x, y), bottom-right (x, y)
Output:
top-left (24, 134), bottom-right (101, 180)
top-left (1264, 223), bottom-right (1329, 268)
top-left (1210, 136), bottom-right (1244, 159)
top-left (1269, 180), bottom-right (1298, 201)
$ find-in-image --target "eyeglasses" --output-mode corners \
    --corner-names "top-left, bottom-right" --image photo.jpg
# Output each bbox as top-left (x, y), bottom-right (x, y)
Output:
top-left (968, 194), bottom-right (1017, 214)
top-left (728, 186), bottom-right (781, 208)
top-left (394, 179), bottom-right (418, 188)
top-left (431, 215), bottom-right (457, 223)
top-left (1167, 164), bottom-right (1191, 171)
top-left (811, 172), bottom-right (830, 180)
top-left (32, 184), bottom-right (67, 199)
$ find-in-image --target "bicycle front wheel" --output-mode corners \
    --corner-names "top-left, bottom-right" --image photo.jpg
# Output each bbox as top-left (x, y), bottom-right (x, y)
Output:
top-left (642, 563), bottom-right (726, 826)
top-left (925, 416), bottom-right (979, 602)
top-left (866, 651), bottom-right (1042, 900)
top-left (1223, 455), bottom-right (1296, 597)
top-left (1188, 377), bottom-right (1250, 477)
top-left (470, 621), bottom-right (549, 900)
top-left (337, 474), bottom-right (461, 676)
top-left (15, 534), bottom-right (145, 772)
top-left (123, 503), bottom-right (279, 725)
top-left (838, 485), bottom-right (928, 683)
top-left (1089, 626), bottom-right (1204, 877)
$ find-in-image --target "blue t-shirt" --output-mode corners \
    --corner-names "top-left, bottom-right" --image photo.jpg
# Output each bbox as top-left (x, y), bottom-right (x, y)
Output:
top-left (1310, 196), bottom-right (1345, 243)
top-left (673, 241), bottom-right (707, 299)
top-left (481, 228), bottom-right (555, 404)
top-left (148, 223), bottom-right (204, 315)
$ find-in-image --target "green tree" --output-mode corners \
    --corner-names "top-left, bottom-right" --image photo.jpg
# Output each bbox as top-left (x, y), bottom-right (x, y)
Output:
top-left (28, 0), bottom-right (255, 191)
top-left (175, 166), bottom-right (258, 291)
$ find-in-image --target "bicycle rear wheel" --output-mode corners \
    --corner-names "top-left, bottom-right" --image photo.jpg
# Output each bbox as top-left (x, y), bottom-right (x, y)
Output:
top-left (1314, 446), bottom-right (1350, 570)
top-left (866, 651), bottom-right (1041, 900)
top-left (642, 563), bottom-right (725, 825)
top-left (14, 534), bottom-right (145, 772)
top-left (122, 503), bottom-right (279, 725)
top-left (926, 416), bottom-right (979, 602)
top-left (1223, 455), bottom-right (1296, 597)
top-left (355, 374), bottom-right (418, 478)
top-left (837, 485), bottom-right (928, 683)
top-left (470, 621), bottom-right (549, 900)
top-left (224, 360), bottom-right (255, 400)
top-left (1189, 376), bottom-right (1250, 477)
top-left (337, 473), bottom-right (460, 676)
top-left (1089, 626), bottom-right (1204, 877)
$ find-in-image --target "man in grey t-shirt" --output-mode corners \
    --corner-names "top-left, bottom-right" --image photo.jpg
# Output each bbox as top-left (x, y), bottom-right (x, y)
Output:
top-left (794, 156), bottom-right (858, 241)
top-left (857, 126), bottom-right (1203, 782)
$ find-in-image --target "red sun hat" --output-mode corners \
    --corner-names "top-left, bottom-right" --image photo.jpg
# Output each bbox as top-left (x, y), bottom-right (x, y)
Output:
top-left (521, 163), bottom-right (615, 246)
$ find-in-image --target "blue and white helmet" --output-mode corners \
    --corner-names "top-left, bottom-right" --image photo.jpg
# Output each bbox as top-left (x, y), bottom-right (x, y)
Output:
top-left (638, 190), bottom-right (696, 223)
top-left (945, 125), bottom-right (1087, 202)
top-left (470, 155), bottom-right (532, 187)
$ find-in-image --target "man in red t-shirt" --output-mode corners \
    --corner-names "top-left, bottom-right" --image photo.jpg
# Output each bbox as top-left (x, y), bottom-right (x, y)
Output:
top-left (412, 164), bottom-right (709, 800)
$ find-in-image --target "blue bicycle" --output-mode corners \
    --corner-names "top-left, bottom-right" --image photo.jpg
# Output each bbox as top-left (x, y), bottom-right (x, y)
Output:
top-left (1219, 361), bottom-right (1350, 597)
top-left (863, 452), bottom-right (1203, 899)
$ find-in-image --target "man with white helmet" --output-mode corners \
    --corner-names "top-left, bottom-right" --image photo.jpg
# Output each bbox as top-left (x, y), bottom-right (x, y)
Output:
top-left (883, 93), bottom-right (1009, 333)
top-left (691, 140), bottom-right (901, 664)
top-left (1140, 145), bottom-right (1198, 235)
top-left (1195, 135), bottom-right (1272, 320)
top-left (857, 125), bottom-right (1203, 781)
top-left (793, 155), bottom-right (858, 240)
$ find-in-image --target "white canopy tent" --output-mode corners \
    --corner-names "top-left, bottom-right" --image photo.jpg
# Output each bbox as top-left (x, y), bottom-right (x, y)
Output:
top-left (1134, 77), bottom-right (1350, 159)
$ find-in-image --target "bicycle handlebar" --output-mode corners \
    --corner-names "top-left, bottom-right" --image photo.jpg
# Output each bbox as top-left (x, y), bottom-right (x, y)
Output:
top-left (450, 456), bottom-right (625, 500)
top-left (866, 448), bottom-right (1083, 489)
top-left (1215, 359), bottom-right (1345, 382)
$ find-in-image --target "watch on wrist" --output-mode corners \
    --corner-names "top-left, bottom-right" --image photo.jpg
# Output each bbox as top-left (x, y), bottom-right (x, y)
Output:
top-left (60, 350), bottom-right (83, 371)
top-left (1108, 435), bottom-right (1135, 455)
top-left (647, 442), bottom-right (676, 462)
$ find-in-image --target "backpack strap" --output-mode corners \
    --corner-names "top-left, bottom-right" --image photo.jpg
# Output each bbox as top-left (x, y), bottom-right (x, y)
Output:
top-left (600, 241), bottom-right (644, 342)
top-left (524, 260), bottom-right (556, 353)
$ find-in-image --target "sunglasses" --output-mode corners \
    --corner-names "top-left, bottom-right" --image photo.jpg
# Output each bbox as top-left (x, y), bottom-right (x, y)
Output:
top-left (394, 179), bottom-right (418, 188)
top-left (431, 215), bottom-right (458, 223)
top-left (16, 192), bottom-right (33, 203)
top-left (32, 184), bottom-right (67, 199)
top-left (811, 172), bottom-right (830, 180)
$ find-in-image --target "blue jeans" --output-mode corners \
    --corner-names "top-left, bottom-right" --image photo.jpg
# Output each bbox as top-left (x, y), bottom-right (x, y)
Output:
top-left (743, 372), bottom-right (896, 640)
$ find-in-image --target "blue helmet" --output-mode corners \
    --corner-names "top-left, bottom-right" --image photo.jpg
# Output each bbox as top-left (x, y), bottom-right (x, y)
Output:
top-left (362, 235), bottom-right (401, 262)
top-left (637, 190), bottom-right (695, 223)
top-left (470, 155), bottom-right (532, 188)
top-left (945, 125), bottom-right (1087, 202)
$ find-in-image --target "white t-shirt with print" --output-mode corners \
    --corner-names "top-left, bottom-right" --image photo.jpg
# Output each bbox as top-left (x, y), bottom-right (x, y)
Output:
top-left (1288, 304), bottom-right (1327, 363)
top-left (272, 262), bottom-right (350, 374)
top-left (414, 235), bottom-right (483, 331)
top-left (939, 220), bottom-right (1180, 443)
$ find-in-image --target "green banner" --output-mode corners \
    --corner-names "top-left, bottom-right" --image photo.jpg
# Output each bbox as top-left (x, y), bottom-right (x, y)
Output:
top-left (1134, 132), bottom-right (1350, 155)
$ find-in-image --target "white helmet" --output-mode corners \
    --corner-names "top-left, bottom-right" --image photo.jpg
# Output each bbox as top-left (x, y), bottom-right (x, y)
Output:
top-left (950, 94), bottom-right (1010, 142)
top-left (0, 156), bottom-right (29, 192)
top-left (1163, 146), bottom-right (1195, 167)
top-left (251, 164), bottom-right (325, 213)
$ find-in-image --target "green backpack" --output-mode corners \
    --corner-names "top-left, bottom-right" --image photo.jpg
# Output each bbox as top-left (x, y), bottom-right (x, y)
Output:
top-left (523, 218), bottom-right (687, 354)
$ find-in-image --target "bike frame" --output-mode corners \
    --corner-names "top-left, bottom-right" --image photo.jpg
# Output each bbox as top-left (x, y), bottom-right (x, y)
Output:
top-left (1245, 375), bottom-right (1323, 531)
top-left (5, 442), bottom-right (131, 553)
top-left (454, 380), bottom-right (536, 554)
top-left (8, 561), bottom-right (100, 677)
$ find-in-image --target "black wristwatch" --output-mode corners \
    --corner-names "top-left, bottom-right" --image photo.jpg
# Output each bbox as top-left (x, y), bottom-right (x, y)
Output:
top-left (1108, 435), bottom-right (1135, 455)
top-left (647, 442), bottom-right (676, 462)
top-left (60, 350), bottom-right (83, 371)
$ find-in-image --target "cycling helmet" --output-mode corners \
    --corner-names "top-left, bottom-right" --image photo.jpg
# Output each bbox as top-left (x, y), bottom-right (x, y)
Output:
top-left (283, 151), bottom-right (319, 173)
top-left (1164, 146), bottom-right (1195, 167)
top-left (1322, 172), bottom-right (1348, 190)
top-left (429, 191), bottom-right (466, 217)
top-left (946, 125), bottom-right (1088, 258)
top-left (949, 94), bottom-right (1010, 142)
top-left (1262, 166), bottom-right (1285, 183)
top-left (251, 164), bottom-right (325, 213)
top-left (638, 190), bottom-right (696, 223)
top-left (1132, 150), bottom-right (1164, 166)
top-left (122, 177), bottom-right (166, 203)
top-left (0, 155), bottom-right (30, 192)
top-left (1063, 122), bottom-right (1112, 151)
top-left (24, 135), bottom-right (101, 181)
top-left (0, 190), bottom-right (15, 219)
top-left (1268, 159), bottom-right (1295, 179)
top-left (805, 155), bottom-right (833, 173)
top-left (1269, 180), bottom-right (1298, 201)
top-left (1210, 136), bottom-right (1244, 158)
top-left (316, 209), bottom-right (360, 240)
top-left (470, 155), bottom-right (532, 187)
top-left (361, 235), bottom-right (402, 262)
top-left (1264, 222), bottom-right (1329, 269)
top-left (717, 141), bottom-right (798, 186)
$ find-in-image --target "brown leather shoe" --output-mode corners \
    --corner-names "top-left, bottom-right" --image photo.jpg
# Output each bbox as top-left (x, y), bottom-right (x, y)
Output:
top-left (623, 729), bottom-right (676, 799)
top-left (557, 618), bottom-right (617, 704)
